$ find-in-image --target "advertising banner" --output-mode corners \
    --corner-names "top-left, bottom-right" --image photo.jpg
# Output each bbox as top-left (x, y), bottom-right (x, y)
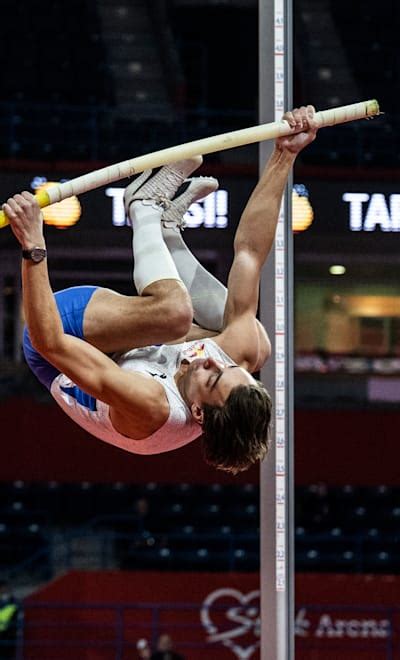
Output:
top-left (24, 571), bottom-right (400, 660)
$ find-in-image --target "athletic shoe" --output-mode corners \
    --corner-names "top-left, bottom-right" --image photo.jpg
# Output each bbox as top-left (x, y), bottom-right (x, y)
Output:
top-left (162, 176), bottom-right (219, 230)
top-left (124, 156), bottom-right (203, 214)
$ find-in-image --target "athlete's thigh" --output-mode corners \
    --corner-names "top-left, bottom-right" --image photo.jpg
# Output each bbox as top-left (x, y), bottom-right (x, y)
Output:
top-left (82, 284), bottom-right (185, 353)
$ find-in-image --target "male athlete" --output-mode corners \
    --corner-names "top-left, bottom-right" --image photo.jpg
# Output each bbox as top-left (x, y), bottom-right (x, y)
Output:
top-left (4, 106), bottom-right (318, 474)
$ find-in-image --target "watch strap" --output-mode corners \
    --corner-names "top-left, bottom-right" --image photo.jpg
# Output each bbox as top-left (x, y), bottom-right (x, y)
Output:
top-left (22, 247), bottom-right (47, 262)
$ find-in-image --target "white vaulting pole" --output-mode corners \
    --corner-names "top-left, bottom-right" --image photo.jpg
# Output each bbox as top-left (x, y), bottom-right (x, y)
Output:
top-left (259, 0), bottom-right (294, 658)
top-left (0, 100), bottom-right (379, 229)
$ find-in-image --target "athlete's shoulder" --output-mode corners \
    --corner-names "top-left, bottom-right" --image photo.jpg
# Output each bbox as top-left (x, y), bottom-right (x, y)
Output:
top-left (211, 320), bottom-right (263, 372)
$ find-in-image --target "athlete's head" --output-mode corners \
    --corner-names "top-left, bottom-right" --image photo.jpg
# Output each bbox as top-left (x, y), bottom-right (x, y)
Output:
top-left (177, 357), bottom-right (272, 474)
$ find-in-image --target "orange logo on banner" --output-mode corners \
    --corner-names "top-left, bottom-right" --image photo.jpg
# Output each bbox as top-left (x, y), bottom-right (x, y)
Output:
top-left (292, 186), bottom-right (314, 233)
top-left (35, 182), bottom-right (82, 229)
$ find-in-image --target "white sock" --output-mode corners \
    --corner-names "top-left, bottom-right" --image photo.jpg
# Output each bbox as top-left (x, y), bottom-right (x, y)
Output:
top-left (162, 226), bottom-right (227, 331)
top-left (129, 201), bottom-right (182, 295)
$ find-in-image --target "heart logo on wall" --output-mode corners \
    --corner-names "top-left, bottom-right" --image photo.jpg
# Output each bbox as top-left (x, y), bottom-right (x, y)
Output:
top-left (200, 588), bottom-right (261, 659)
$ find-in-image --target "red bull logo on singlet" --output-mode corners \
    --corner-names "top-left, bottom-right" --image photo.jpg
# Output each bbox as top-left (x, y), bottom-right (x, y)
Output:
top-left (181, 342), bottom-right (206, 362)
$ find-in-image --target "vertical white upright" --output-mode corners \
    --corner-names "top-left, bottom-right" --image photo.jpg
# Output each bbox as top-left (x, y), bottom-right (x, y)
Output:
top-left (259, 0), bottom-right (294, 659)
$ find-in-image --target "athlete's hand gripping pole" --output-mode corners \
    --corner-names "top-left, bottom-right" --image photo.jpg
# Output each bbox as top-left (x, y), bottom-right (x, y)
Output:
top-left (0, 99), bottom-right (380, 229)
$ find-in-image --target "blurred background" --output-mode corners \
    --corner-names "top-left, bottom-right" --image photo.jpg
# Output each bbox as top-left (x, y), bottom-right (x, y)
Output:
top-left (0, 0), bottom-right (399, 658)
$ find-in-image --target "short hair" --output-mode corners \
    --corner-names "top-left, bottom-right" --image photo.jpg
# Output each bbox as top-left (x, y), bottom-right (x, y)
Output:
top-left (201, 381), bottom-right (272, 475)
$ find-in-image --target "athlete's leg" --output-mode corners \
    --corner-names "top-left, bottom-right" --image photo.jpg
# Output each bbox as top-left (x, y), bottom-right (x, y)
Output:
top-left (83, 158), bottom-right (202, 353)
top-left (162, 178), bottom-right (270, 352)
top-left (161, 178), bottom-right (228, 332)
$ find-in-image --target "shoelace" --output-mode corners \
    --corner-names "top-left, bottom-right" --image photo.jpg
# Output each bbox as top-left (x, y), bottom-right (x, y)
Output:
top-left (142, 196), bottom-right (172, 211)
top-left (162, 214), bottom-right (186, 231)
top-left (127, 165), bottom-right (187, 211)
top-left (161, 190), bottom-right (191, 229)
top-left (138, 166), bottom-right (185, 199)
top-left (161, 177), bottom-right (217, 230)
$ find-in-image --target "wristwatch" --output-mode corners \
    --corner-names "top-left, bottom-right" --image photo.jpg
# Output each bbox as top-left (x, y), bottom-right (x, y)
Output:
top-left (22, 247), bottom-right (47, 263)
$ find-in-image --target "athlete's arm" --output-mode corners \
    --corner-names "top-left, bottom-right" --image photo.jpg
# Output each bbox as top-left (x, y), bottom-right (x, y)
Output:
top-left (215, 106), bottom-right (318, 371)
top-left (181, 324), bottom-right (219, 342)
top-left (41, 333), bottom-right (168, 433)
top-left (3, 192), bottom-right (169, 434)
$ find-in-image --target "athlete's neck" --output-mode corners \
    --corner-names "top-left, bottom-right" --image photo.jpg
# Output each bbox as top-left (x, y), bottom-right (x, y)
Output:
top-left (174, 364), bottom-right (191, 407)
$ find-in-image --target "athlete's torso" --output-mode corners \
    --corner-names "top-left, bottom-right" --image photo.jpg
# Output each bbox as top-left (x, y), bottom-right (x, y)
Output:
top-left (50, 338), bottom-right (236, 455)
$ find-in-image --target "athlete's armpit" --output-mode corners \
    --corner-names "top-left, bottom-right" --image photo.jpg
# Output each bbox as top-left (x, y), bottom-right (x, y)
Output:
top-left (213, 314), bottom-right (268, 372)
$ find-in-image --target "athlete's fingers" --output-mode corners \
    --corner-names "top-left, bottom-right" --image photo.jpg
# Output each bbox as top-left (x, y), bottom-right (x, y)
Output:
top-left (21, 190), bottom-right (36, 201)
top-left (282, 110), bottom-right (296, 129)
top-left (13, 193), bottom-right (31, 210)
top-left (5, 198), bottom-right (22, 216)
top-left (2, 202), bottom-right (17, 220)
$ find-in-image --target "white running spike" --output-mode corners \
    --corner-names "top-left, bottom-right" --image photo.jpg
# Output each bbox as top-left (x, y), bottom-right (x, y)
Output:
top-left (162, 176), bottom-right (219, 230)
top-left (124, 156), bottom-right (203, 214)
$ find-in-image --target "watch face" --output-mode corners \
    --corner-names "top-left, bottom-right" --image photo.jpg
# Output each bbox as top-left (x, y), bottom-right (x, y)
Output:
top-left (30, 248), bottom-right (47, 263)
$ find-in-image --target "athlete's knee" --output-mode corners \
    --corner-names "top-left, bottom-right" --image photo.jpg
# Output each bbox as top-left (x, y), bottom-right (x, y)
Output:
top-left (166, 286), bottom-right (193, 336)
top-left (157, 283), bottom-right (193, 338)
top-left (143, 280), bottom-right (193, 337)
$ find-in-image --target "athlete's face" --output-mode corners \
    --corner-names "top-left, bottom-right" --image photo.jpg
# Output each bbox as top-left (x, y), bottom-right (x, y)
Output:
top-left (178, 357), bottom-right (255, 422)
